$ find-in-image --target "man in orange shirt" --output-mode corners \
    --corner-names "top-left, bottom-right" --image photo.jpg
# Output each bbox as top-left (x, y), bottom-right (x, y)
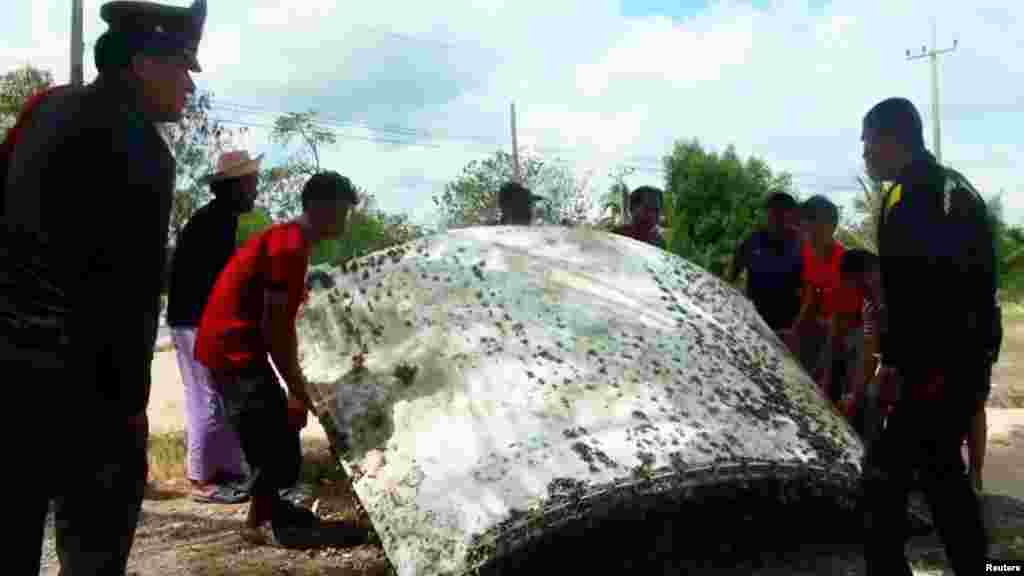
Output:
top-left (195, 171), bottom-right (358, 545)
top-left (787, 195), bottom-right (863, 403)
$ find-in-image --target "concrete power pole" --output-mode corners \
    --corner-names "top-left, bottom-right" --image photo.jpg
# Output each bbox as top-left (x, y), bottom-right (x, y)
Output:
top-left (906, 18), bottom-right (957, 164)
top-left (71, 0), bottom-right (84, 86)
top-left (510, 102), bottom-right (521, 184)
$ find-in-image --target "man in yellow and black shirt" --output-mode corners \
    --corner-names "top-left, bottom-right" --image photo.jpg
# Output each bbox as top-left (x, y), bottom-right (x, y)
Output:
top-left (860, 97), bottom-right (997, 575)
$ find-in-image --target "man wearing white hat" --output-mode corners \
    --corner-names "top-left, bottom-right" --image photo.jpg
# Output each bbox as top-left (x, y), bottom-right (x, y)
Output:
top-left (167, 150), bottom-right (262, 503)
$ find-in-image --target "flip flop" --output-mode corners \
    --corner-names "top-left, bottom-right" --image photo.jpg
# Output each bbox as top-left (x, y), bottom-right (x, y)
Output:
top-left (192, 484), bottom-right (250, 504)
top-left (279, 483), bottom-right (315, 508)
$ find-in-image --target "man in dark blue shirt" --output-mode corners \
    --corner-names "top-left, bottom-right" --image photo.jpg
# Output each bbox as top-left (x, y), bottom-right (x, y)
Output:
top-left (167, 150), bottom-right (261, 504)
top-left (728, 192), bottom-right (804, 334)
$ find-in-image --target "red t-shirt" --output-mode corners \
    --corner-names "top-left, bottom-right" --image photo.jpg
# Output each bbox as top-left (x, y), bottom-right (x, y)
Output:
top-left (801, 240), bottom-right (863, 325)
top-left (195, 222), bottom-right (311, 372)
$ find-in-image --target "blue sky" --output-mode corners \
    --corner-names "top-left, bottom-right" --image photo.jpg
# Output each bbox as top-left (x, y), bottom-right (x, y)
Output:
top-left (3, 0), bottom-right (1022, 227)
top-left (622, 0), bottom-right (780, 19)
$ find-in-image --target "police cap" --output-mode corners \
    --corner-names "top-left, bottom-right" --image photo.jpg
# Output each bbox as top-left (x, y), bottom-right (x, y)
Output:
top-left (96, 0), bottom-right (207, 72)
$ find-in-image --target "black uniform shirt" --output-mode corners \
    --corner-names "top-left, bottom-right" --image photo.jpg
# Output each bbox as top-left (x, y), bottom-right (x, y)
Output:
top-left (878, 151), bottom-right (997, 374)
top-left (0, 77), bottom-right (175, 418)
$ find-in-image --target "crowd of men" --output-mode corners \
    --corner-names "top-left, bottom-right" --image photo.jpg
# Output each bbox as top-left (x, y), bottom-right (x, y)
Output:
top-left (730, 97), bottom-right (1001, 575)
top-left (0, 0), bottom-right (1001, 574)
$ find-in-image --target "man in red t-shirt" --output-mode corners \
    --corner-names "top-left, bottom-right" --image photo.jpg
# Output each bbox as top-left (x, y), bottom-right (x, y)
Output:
top-left (195, 171), bottom-right (358, 545)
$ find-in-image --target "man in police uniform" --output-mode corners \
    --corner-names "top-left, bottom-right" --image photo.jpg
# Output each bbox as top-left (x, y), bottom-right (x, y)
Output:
top-left (860, 97), bottom-right (996, 575)
top-left (496, 180), bottom-right (544, 225)
top-left (3, 1), bottom-right (206, 573)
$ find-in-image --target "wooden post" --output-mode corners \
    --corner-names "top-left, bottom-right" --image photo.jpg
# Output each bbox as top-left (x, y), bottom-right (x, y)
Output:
top-left (71, 0), bottom-right (84, 85)
top-left (510, 102), bottom-right (521, 184)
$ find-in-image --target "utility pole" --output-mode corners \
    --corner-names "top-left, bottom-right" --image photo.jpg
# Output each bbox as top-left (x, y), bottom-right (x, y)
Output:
top-left (905, 18), bottom-right (957, 164)
top-left (71, 0), bottom-right (84, 86)
top-left (510, 102), bottom-right (521, 184)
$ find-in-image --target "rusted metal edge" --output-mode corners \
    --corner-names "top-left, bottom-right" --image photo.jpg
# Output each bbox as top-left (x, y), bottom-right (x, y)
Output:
top-left (464, 458), bottom-right (861, 574)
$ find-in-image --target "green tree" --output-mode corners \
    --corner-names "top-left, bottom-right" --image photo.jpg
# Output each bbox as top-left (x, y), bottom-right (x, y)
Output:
top-left (433, 150), bottom-right (593, 229)
top-left (260, 111), bottom-right (337, 221)
top-left (236, 207), bottom-right (274, 247)
top-left (0, 65), bottom-right (53, 131)
top-left (983, 192), bottom-right (1024, 301)
top-left (310, 193), bottom-right (429, 266)
top-left (665, 139), bottom-right (795, 277)
top-left (835, 175), bottom-right (885, 252)
top-left (596, 166), bottom-right (636, 229)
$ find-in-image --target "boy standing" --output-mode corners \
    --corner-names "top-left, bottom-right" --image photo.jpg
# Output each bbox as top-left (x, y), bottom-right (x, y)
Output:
top-left (789, 195), bottom-right (863, 403)
top-left (195, 171), bottom-right (359, 544)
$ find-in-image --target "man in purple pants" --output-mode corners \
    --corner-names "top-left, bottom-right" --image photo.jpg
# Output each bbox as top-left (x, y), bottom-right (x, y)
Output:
top-left (167, 150), bottom-right (261, 503)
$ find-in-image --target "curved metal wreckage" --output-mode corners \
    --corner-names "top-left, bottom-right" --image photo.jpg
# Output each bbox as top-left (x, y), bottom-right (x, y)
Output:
top-left (296, 226), bottom-right (865, 575)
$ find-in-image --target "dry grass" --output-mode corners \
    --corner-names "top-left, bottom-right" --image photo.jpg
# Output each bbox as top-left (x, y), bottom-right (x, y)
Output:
top-left (149, 431), bottom-right (189, 483)
top-left (147, 432), bottom-right (350, 487)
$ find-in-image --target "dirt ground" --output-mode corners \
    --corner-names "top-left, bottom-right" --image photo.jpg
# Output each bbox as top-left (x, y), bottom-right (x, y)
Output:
top-left (38, 320), bottom-right (1024, 575)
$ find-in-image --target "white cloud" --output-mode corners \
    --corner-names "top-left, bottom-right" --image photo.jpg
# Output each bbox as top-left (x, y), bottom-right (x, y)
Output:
top-left (3, 0), bottom-right (1022, 227)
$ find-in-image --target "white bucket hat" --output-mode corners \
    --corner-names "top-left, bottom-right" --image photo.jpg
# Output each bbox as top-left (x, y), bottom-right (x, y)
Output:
top-left (199, 150), bottom-right (264, 184)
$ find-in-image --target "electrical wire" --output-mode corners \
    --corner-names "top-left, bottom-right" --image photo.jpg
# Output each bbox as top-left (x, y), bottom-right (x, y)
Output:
top-left (209, 101), bottom-right (866, 193)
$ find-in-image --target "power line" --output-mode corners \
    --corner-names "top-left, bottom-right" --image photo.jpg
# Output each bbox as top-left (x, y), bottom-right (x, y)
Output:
top-left (210, 100), bottom-right (507, 150)
top-left (209, 101), bottom-right (864, 192)
top-left (211, 117), bottom-right (447, 149)
top-left (210, 98), bottom-right (679, 168)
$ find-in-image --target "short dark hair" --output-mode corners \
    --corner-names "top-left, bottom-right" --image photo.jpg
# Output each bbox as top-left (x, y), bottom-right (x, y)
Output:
top-left (801, 195), bottom-right (839, 227)
top-left (630, 186), bottom-right (663, 210)
top-left (498, 181), bottom-right (533, 207)
top-left (301, 171), bottom-right (359, 211)
top-left (765, 192), bottom-right (797, 211)
top-left (863, 97), bottom-right (925, 150)
top-left (840, 249), bottom-right (879, 277)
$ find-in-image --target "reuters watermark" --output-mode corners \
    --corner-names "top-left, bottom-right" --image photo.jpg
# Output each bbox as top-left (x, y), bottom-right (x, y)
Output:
top-left (986, 560), bottom-right (1024, 573)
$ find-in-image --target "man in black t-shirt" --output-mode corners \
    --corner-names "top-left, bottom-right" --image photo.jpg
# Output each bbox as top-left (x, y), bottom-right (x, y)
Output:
top-left (167, 150), bottom-right (261, 504)
top-left (729, 192), bottom-right (803, 333)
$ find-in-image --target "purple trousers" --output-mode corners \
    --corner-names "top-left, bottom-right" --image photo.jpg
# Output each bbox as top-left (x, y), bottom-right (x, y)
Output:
top-left (171, 327), bottom-right (248, 483)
